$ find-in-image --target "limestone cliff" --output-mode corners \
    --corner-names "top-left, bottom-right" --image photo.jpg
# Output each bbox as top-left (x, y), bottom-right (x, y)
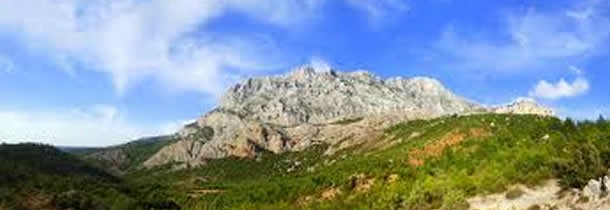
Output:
top-left (143, 66), bottom-right (553, 169)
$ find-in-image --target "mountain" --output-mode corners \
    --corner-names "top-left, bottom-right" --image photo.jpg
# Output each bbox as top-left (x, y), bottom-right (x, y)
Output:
top-left (0, 143), bottom-right (116, 181)
top-left (142, 66), bottom-right (553, 169)
top-left (0, 143), bottom-right (180, 210)
top-left (4, 66), bottom-right (603, 210)
top-left (57, 146), bottom-right (100, 154)
top-left (74, 135), bottom-right (175, 174)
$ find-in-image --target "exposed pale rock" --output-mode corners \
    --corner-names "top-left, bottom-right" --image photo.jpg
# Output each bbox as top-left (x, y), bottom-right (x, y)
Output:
top-left (469, 177), bottom-right (610, 210)
top-left (583, 176), bottom-right (610, 199)
top-left (143, 67), bottom-right (554, 168)
top-left (492, 98), bottom-right (555, 116)
top-left (85, 148), bottom-right (127, 171)
top-left (83, 135), bottom-right (173, 173)
top-left (218, 67), bottom-right (477, 126)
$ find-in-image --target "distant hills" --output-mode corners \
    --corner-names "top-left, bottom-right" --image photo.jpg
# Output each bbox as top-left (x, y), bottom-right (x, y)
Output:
top-left (0, 143), bottom-right (179, 210)
top-left (75, 135), bottom-right (175, 174)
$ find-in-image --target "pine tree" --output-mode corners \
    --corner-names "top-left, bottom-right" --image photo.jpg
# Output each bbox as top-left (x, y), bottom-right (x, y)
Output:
top-left (564, 117), bottom-right (577, 132)
top-left (598, 115), bottom-right (606, 124)
top-left (597, 115), bottom-right (607, 131)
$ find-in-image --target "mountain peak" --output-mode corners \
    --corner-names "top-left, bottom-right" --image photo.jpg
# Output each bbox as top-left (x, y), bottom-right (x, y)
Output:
top-left (287, 65), bottom-right (337, 79)
top-left (145, 67), bottom-right (481, 168)
top-left (144, 67), bottom-right (553, 169)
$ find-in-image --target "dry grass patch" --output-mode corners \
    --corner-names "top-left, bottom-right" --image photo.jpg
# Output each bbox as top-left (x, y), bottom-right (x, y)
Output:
top-left (407, 128), bottom-right (490, 167)
top-left (349, 174), bottom-right (376, 193)
top-left (321, 187), bottom-right (342, 200)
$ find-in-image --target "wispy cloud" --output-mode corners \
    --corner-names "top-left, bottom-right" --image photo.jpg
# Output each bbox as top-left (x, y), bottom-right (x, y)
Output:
top-left (566, 7), bottom-right (594, 20)
top-left (0, 0), bottom-right (414, 98)
top-left (569, 65), bottom-right (584, 75)
top-left (0, 105), bottom-right (185, 146)
top-left (0, 0), bottom-right (325, 97)
top-left (435, 2), bottom-right (610, 73)
top-left (345, 0), bottom-right (409, 24)
top-left (0, 55), bottom-right (14, 73)
top-left (0, 0), bottom-right (416, 146)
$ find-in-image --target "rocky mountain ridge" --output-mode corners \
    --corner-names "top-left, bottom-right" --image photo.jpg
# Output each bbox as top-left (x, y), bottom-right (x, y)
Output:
top-left (142, 66), bottom-right (554, 169)
top-left (79, 135), bottom-right (174, 173)
top-left (491, 98), bottom-right (555, 116)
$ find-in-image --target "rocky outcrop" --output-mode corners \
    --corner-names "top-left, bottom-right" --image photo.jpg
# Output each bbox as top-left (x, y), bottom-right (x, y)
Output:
top-left (143, 66), bottom-right (554, 169)
top-left (217, 68), bottom-right (478, 126)
top-left (491, 98), bottom-right (555, 116)
top-left (468, 176), bottom-right (610, 210)
top-left (82, 135), bottom-right (174, 172)
top-left (142, 67), bottom-right (479, 168)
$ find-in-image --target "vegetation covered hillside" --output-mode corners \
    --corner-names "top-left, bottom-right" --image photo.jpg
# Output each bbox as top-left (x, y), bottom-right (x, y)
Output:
top-left (0, 143), bottom-right (180, 210)
top-left (127, 114), bottom-right (610, 210)
top-left (74, 135), bottom-right (175, 174)
top-left (4, 114), bottom-right (610, 210)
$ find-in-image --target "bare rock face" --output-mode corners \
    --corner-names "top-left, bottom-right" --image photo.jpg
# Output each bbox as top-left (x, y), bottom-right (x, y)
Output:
top-left (491, 98), bottom-right (555, 116)
top-left (143, 66), bottom-right (553, 169)
top-left (85, 148), bottom-right (128, 172)
top-left (218, 68), bottom-right (477, 126)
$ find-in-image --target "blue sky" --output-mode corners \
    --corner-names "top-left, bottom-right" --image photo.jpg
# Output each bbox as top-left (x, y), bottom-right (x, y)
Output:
top-left (0, 0), bottom-right (609, 146)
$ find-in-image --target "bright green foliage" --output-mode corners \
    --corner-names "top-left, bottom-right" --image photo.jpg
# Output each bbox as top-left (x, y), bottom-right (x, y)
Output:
top-left (5, 114), bottom-right (610, 210)
top-left (127, 114), bottom-right (610, 210)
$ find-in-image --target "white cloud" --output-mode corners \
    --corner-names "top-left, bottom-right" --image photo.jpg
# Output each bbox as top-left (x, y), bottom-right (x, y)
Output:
top-left (529, 77), bottom-right (589, 100)
top-left (0, 0), bottom-right (410, 97)
top-left (569, 65), bottom-right (584, 75)
top-left (529, 65), bottom-right (590, 100)
top-left (346, 0), bottom-right (409, 23)
top-left (0, 55), bottom-right (14, 73)
top-left (566, 8), bottom-right (594, 20)
top-left (436, 3), bottom-right (610, 72)
top-left (0, 105), bottom-right (185, 146)
top-left (0, 0), bottom-right (412, 147)
top-left (224, 0), bottom-right (325, 26)
top-left (0, 0), bottom-right (325, 96)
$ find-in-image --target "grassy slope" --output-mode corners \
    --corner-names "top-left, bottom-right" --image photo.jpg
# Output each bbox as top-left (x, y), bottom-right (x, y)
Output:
top-left (76, 135), bottom-right (176, 173)
top-left (127, 114), bottom-right (610, 210)
top-left (0, 143), bottom-right (179, 210)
